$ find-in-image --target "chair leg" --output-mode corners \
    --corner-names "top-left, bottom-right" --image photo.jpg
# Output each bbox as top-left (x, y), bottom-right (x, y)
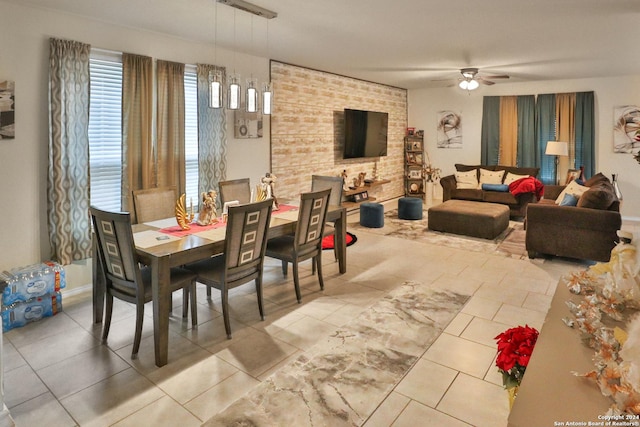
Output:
top-left (101, 294), bottom-right (114, 343)
top-left (281, 260), bottom-right (288, 276)
top-left (292, 261), bottom-right (302, 303)
top-left (182, 288), bottom-right (189, 319)
top-left (221, 288), bottom-right (232, 339)
top-left (206, 285), bottom-right (212, 299)
top-left (316, 254), bottom-right (325, 291)
top-left (132, 301), bottom-right (145, 359)
top-left (255, 278), bottom-right (265, 321)
top-left (190, 281), bottom-right (198, 327)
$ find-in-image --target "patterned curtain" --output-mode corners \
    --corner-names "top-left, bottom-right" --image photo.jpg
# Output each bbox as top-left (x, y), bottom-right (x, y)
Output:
top-left (47, 38), bottom-right (92, 265)
top-left (156, 60), bottom-right (186, 193)
top-left (122, 53), bottom-right (153, 214)
top-left (196, 64), bottom-right (228, 205)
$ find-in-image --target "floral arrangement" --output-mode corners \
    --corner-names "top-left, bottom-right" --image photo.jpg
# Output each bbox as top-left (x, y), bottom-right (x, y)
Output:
top-left (494, 325), bottom-right (539, 389)
top-left (562, 235), bottom-right (640, 415)
top-left (423, 164), bottom-right (441, 182)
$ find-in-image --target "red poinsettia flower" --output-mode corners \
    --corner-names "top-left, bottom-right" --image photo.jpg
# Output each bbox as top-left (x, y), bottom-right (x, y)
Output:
top-left (495, 325), bottom-right (539, 388)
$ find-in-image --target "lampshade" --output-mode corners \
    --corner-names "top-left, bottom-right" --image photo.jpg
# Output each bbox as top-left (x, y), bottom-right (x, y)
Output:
top-left (545, 141), bottom-right (568, 156)
top-left (458, 79), bottom-right (479, 91)
top-left (228, 74), bottom-right (241, 110)
top-left (262, 82), bottom-right (272, 115)
top-left (208, 71), bottom-right (223, 109)
top-left (246, 78), bottom-right (258, 113)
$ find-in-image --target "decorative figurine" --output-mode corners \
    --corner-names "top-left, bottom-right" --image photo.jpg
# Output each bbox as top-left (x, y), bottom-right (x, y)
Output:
top-left (341, 169), bottom-right (349, 191)
top-left (353, 172), bottom-right (366, 188)
top-left (175, 194), bottom-right (194, 230)
top-left (196, 190), bottom-right (218, 226)
top-left (258, 172), bottom-right (279, 210)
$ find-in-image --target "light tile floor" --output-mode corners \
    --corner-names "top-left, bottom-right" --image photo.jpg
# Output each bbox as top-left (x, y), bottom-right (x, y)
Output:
top-left (4, 203), bottom-right (638, 427)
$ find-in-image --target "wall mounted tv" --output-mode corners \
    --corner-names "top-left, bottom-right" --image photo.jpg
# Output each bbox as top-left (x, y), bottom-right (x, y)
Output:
top-left (343, 108), bottom-right (388, 159)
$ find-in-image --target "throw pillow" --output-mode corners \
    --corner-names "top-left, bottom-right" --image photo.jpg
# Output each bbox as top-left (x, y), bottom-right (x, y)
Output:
top-left (577, 183), bottom-right (616, 210)
top-left (455, 169), bottom-right (478, 189)
top-left (559, 193), bottom-right (579, 206)
top-left (479, 168), bottom-right (505, 187)
top-left (503, 172), bottom-right (530, 185)
top-left (583, 172), bottom-right (610, 188)
top-left (481, 183), bottom-right (509, 192)
top-left (555, 180), bottom-right (589, 204)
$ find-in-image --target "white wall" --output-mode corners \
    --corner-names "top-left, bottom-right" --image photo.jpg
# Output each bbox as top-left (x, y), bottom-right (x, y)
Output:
top-left (408, 76), bottom-right (640, 220)
top-left (0, 1), bottom-right (270, 285)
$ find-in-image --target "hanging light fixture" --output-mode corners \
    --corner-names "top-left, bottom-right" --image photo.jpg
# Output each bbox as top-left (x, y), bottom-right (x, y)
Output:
top-left (208, 0), bottom-right (223, 109)
top-left (246, 15), bottom-right (258, 113)
top-left (262, 19), bottom-right (272, 115)
top-left (228, 8), bottom-right (241, 110)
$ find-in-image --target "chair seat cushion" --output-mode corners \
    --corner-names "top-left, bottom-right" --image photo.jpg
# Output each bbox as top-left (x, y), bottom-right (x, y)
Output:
top-left (187, 255), bottom-right (257, 285)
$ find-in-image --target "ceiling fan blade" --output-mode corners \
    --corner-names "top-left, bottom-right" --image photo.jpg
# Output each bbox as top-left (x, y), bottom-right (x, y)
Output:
top-left (479, 79), bottom-right (495, 85)
top-left (484, 74), bottom-right (510, 79)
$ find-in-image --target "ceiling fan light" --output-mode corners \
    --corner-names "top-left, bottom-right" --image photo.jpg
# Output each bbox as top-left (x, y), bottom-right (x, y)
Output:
top-left (459, 80), bottom-right (469, 90)
top-left (467, 79), bottom-right (479, 90)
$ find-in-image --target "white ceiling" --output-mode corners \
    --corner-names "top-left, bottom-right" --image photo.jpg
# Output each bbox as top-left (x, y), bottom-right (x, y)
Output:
top-left (18, 0), bottom-right (640, 89)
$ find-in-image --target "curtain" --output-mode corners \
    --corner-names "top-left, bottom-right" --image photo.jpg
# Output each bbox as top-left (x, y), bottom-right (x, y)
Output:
top-left (556, 93), bottom-right (576, 175)
top-left (517, 95), bottom-right (536, 167)
top-left (156, 60), bottom-right (186, 193)
top-left (536, 94), bottom-right (557, 184)
top-left (122, 53), bottom-right (153, 213)
top-left (47, 38), bottom-right (92, 265)
top-left (575, 91), bottom-right (595, 178)
top-left (499, 96), bottom-right (518, 166)
top-left (197, 64), bottom-right (228, 203)
top-left (481, 96), bottom-right (500, 165)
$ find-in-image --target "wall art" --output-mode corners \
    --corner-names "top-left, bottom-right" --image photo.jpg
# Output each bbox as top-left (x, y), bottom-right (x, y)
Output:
top-left (613, 105), bottom-right (640, 153)
top-left (437, 110), bottom-right (462, 148)
top-left (0, 80), bottom-right (15, 140)
top-left (234, 111), bottom-right (263, 139)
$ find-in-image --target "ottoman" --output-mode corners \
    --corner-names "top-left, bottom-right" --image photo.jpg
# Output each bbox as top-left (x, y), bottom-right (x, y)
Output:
top-left (398, 197), bottom-right (423, 220)
top-left (360, 202), bottom-right (384, 228)
top-left (428, 200), bottom-right (509, 239)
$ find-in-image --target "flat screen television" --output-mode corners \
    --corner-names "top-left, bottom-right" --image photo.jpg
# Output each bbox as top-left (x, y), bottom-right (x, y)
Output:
top-left (343, 108), bottom-right (388, 159)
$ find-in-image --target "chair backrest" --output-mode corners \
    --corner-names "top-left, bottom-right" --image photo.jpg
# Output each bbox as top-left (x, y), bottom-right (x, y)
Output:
top-left (219, 178), bottom-right (251, 206)
top-left (223, 199), bottom-right (273, 276)
top-left (294, 188), bottom-right (331, 250)
top-left (311, 175), bottom-right (344, 206)
top-left (132, 186), bottom-right (178, 224)
top-left (90, 206), bottom-right (142, 297)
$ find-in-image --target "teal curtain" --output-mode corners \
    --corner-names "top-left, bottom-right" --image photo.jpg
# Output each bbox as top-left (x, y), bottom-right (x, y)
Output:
top-left (197, 64), bottom-right (228, 207)
top-left (517, 95), bottom-right (536, 167)
top-left (575, 91), bottom-right (595, 178)
top-left (48, 38), bottom-right (92, 264)
top-left (536, 94), bottom-right (556, 184)
top-left (481, 96), bottom-right (500, 165)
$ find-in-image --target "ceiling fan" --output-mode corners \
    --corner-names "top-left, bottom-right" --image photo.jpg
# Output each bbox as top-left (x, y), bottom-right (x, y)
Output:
top-left (458, 68), bottom-right (509, 90)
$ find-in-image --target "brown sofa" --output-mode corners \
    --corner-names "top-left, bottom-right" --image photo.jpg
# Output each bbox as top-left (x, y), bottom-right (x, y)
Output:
top-left (525, 173), bottom-right (621, 262)
top-left (440, 164), bottom-right (540, 218)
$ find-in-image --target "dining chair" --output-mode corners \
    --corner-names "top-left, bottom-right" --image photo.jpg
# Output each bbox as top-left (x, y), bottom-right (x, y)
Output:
top-left (132, 186), bottom-right (178, 224)
top-left (311, 175), bottom-right (344, 264)
top-left (185, 199), bottom-right (273, 339)
top-left (90, 206), bottom-right (197, 358)
top-left (218, 178), bottom-right (251, 206)
top-left (265, 188), bottom-right (332, 303)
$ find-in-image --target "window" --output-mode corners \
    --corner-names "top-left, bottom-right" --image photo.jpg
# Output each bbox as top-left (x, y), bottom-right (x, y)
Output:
top-left (89, 54), bottom-right (123, 211)
top-left (184, 67), bottom-right (199, 207)
top-left (89, 53), bottom-right (200, 211)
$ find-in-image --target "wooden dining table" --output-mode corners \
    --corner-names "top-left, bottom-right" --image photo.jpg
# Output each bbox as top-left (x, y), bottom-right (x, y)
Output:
top-left (92, 203), bottom-right (347, 367)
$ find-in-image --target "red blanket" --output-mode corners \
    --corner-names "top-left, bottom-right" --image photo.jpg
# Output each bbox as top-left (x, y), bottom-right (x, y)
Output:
top-left (508, 177), bottom-right (544, 200)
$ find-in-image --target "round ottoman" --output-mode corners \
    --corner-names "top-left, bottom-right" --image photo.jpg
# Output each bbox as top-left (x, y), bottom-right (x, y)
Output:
top-left (359, 202), bottom-right (384, 228)
top-left (398, 197), bottom-right (423, 220)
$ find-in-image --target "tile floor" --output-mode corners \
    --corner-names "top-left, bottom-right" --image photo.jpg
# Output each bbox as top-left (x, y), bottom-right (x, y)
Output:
top-left (3, 203), bottom-right (638, 427)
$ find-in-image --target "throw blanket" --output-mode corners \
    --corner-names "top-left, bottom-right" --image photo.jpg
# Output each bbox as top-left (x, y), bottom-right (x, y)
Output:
top-left (509, 176), bottom-right (544, 200)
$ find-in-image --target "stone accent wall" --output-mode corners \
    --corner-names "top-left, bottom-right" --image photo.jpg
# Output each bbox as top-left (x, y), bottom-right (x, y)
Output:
top-left (270, 61), bottom-right (407, 203)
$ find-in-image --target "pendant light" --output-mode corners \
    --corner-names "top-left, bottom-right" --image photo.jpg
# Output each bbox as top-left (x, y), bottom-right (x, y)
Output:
top-left (246, 15), bottom-right (258, 113)
top-left (262, 19), bottom-right (272, 115)
top-left (208, 0), bottom-right (223, 109)
top-left (228, 9), bottom-right (241, 110)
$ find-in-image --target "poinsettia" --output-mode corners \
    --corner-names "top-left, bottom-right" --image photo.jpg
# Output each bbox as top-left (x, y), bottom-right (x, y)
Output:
top-left (495, 325), bottom-right (539, 389)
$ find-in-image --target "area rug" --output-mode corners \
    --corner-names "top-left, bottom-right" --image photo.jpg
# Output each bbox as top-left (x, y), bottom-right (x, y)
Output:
top-left (321, 231), bottom-right (357, 250)
top-left (202, 281), bottom-right (469, 426)
top-left (349, 208), bottom-right (528, 259)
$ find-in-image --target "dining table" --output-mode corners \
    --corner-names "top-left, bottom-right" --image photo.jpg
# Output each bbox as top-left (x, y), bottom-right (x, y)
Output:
top-left (92, 203), bottom-right (347, 367)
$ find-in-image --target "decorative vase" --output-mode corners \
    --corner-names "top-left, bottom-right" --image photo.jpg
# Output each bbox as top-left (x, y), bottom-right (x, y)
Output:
top-left (425, 181), bottom-right (434, 206)
top-left (507, 386), bottom-right (519, 410)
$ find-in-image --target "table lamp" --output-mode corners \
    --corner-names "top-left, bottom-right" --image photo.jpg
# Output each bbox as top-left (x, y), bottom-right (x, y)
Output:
top-left (545, 141), bottom-right (568, 185)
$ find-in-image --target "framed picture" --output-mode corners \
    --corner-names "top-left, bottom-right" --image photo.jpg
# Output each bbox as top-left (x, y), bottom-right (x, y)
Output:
top-left (234, 111), bottom-right (263, 139)
top-left (408, 169), bottom-right (422, 179)
top-left (411, 139), bottom-right (422, 151)
top-left (407, 181), bottom-right (423, 194)
top-left (406, 127), bottom-right (415, 136)
top-left (565, 169), bottom-right (581, 185)
top-left (0, 80), bottom-right (15, 140)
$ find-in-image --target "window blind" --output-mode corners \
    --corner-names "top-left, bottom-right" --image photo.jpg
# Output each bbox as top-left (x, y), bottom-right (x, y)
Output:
top-left (184, 67), bottom-right (199, 207)
top-left (89, 55), bottom-right (123, 211)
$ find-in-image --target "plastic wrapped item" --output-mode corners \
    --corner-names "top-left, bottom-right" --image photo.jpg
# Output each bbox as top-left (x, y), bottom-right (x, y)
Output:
top-left (1, 292), bottom-right (62, 332)
top-left (1, 261), bottom-right (66, 306)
